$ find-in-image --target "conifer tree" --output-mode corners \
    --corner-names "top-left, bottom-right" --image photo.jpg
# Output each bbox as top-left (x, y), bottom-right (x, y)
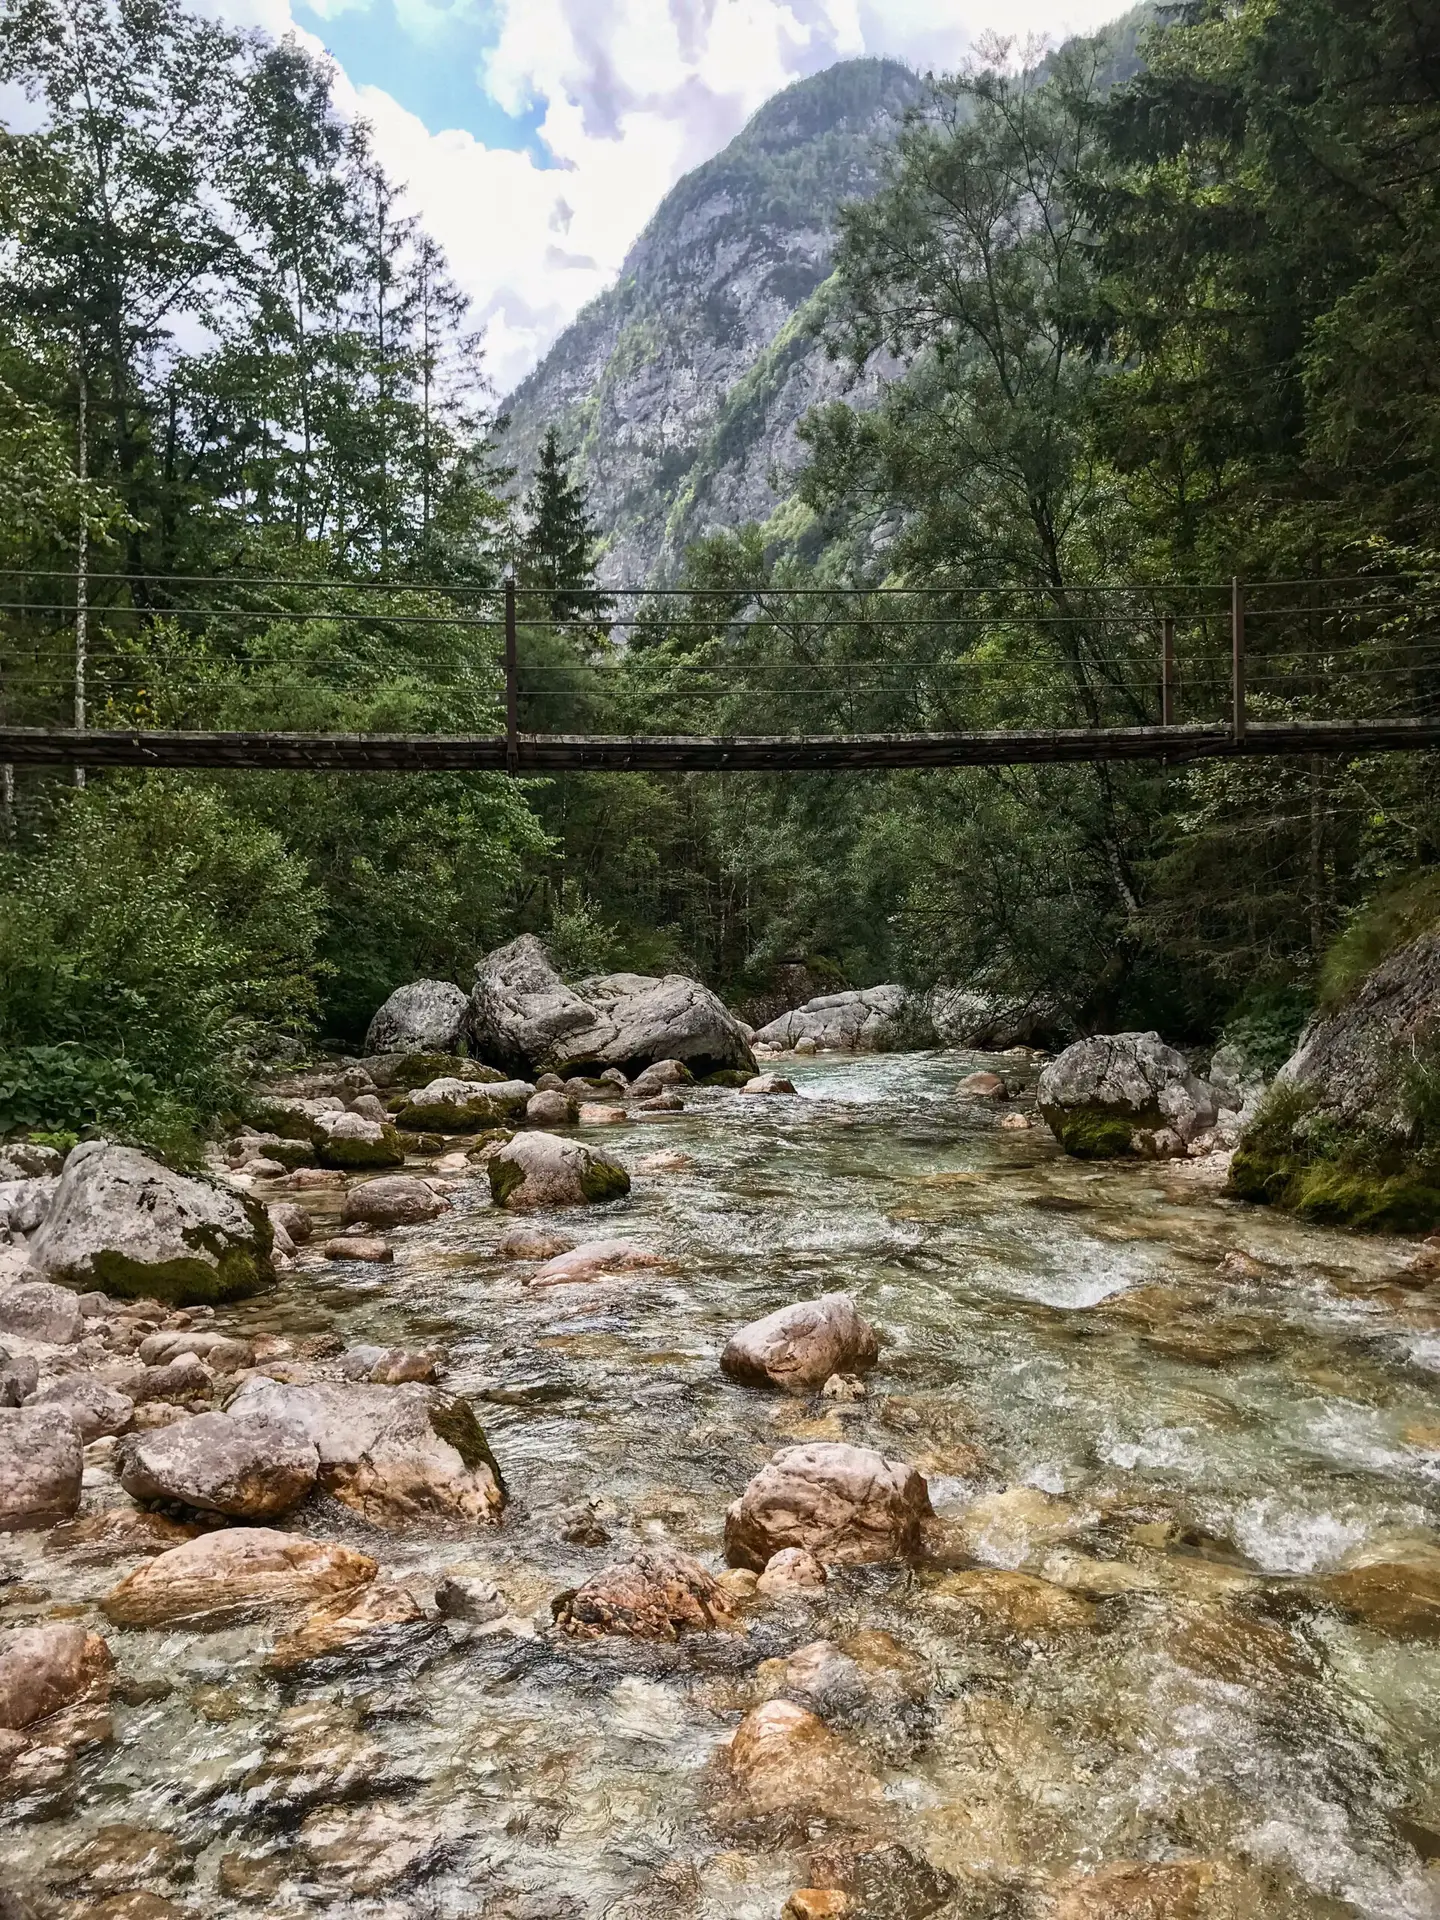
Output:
top-left (519, 427), bottom-right (600, 622)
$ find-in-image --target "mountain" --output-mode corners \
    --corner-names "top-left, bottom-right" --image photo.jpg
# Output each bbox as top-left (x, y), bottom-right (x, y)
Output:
top-left (499, 58), bottom-right (924, 584)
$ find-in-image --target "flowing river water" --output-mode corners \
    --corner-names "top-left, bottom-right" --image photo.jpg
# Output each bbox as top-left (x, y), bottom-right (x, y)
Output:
top-left (6, 1049), bottom-right (1440, 1918)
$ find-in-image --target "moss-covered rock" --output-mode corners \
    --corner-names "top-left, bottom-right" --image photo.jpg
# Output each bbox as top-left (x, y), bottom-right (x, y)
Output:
top-left (392, 1077), bottom-right (533, 1133)
top-left (26, 1141), bottom-right (275, 1306)
top-left (1039, 1099), bottom-right (1167, 1160)
top-left (362, 1052), bottom-right (505, 1092)
top-left (487, 1131), bottom-right (630, 1211)
top-left (312, 1113), bottom-right (405, 1171)
top-left (1036, 1033), bottom-right (1217, 1159)
top-left (1228, 1085), bottom-right (1440, 1232)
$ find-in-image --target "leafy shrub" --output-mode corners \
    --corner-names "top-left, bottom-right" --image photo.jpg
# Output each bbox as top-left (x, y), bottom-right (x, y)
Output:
top-left (1320, 870), bottom-right (1440, 1011)
top-left (0, 775), bottom-right (323, 1149)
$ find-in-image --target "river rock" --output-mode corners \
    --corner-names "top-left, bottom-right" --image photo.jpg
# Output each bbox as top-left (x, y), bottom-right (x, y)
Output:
top-left (0, 1352), bottom-right (38, 1406)
top-left (717, 1699), bottom-right (881, 1834)
top-left (340, 1345), bottom-right (440, 1384)
top-left (957, 1070), bottom-right (1006, 1099)
top-left (43, 1507), bottom-right (198, 1564)
top-left (24, 1141), bottom-right (274, 1304)
top-left (225, 1377), bottom-right (505, 1526)
top-left (340, 1175), bottom-right (446, 1229)
top-left (0, 1280), bottom-right (83, 1344)
top-left (312, 1110), bottom-right (405, 1170)
top-left (231, 1131), bottom-right (315, 1171)
top-left (393, 1077), bottom-right (532, 1132)
top-left (320, 1235), bottom-right (393, 1263)
top-left (116, 1411), bottom-right (319, 1520)
top-left (0, 1144), bottom-right (63, 1181)
top-left (528, 1239), bottom-right (666, 1286)
top-left (754, 987), bottom-right (910, 1053)
top-left (1047, 1860), bottom-right (1236, 1918)
top-left (434, 1566), bottom-right (506, 1623)
top-left (798, 1840), bottom-right (954, 1920)
top-left (488, 1131), bottom-right (630, 1210)
top-left (721, 1294), bottom-right (880, 1396)
top-left (776, 1632), bottom-right (931, 1734)
top-left (757, 1548), bottom-right (828, 1597)
top-left (137, 1329), bottom-right (253, 1372)
top-left (0, 1177), bottom-right (58, 1240)
top-left (24, 1373), bottom-right (133, 1442)
top-left (923, 1569), bottom-right (1097, 1637)
top-left (555, 1548), bottom-right (736, 1639)
top-left (300, 1798), bottom-right (449, 1894)
top-left (724, 1442), bottom-right (932, 1570)
top-left (493, 1226), bottom-right (573, 1260)
top-left (364, 979), bottom-right (469, 1055)
top-left (1316, 1555), bottom-right (1440, 1638)
top-left (466, 934), bottom-right (755, 1078)
top-left (1038, 1033), bottom-right (1218, 1158)
top-left (630, 1059), bottom-right (693, 1097)
top-left (268, 1202), bottom-right (312, 1247)
top-left (0, 1624), bottom-right (113, 1728)
top-left (744, 1073), bottom-right (796, 1095)
top-left (109, 1351), bottom-right (212, 1405)
top-left (102, 1528), bottom-right (377, 1626)
top-left (578, 1101), bottom-right (627, 1124)
top-left (268, 1580), bottom-right (428, 1671)
top-left (526, 1088), bottom-right (577, 1127)
top-left (0, 1405), bottom-right (83, 1528)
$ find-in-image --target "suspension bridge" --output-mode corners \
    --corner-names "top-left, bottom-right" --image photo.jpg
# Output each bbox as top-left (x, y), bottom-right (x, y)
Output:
top-left (1, 571), bottom-right (1437, 773)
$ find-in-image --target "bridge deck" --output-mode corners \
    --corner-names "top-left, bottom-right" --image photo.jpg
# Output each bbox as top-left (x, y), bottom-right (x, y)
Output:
top-left (1, 718), bottom-right (1437, 772)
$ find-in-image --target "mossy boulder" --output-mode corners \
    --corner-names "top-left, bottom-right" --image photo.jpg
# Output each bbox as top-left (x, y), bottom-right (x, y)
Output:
top-left (312, 1113), bottom-right (405, 1171)
top-left (25, 1141), bottom-right (275, 1306)
top-left (487, 1131), bottom-right (630, 1211)
top-left (1037, 1033), bottom-right (1217, 1159)
top-left (1229, 917), bottom-right (1440, 1230)
top-left (362, 1053), bottom-right (505, 1093)
top-left (392, 1077), bottom-right (533, 1133)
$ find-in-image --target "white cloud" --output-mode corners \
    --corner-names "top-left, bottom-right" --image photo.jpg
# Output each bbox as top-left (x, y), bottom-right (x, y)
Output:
top-left (214, 0), bottom-right (1129, 392)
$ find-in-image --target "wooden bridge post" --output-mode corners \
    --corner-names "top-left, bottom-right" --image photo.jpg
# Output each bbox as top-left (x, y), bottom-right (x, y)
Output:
top-left (1231, 577), bottom-right (1246, 742)
top-left (1161, 616), bottom-right (1175, 728)
top-left (504, 571), bottom-right (519, 774)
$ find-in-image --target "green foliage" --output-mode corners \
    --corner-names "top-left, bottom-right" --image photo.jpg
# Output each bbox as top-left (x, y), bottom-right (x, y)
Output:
top-left (1319, 872), bottom-right (1440, 1011)
top-left (0, 776), bottom-right (322, 1148)
top-left (1217, 985), bottom-right (1313, 1078)
top-left (520, 427), bottom-right (602, 623)
top-left (1228, 1080), bottom-right (1440, 1231)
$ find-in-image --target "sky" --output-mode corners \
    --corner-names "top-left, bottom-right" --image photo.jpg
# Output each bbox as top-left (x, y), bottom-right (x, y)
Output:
top-left (219, 0), bottom-right (1125, 396)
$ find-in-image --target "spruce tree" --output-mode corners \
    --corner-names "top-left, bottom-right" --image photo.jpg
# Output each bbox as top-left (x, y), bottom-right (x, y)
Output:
top-left (520, 427), bottom-right (601, 622)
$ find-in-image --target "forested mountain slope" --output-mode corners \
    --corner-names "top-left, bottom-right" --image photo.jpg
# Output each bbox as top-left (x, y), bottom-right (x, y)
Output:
top-left (500, 59), bottom-right (923, 583)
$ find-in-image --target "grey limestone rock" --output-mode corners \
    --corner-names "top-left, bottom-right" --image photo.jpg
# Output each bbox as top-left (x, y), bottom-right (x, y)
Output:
top-left (1037, 1032), bottom-right (1218, 1160)
top-left (724, 1441), bottom-right (932, 1571)
top-left (487, 1130), bottom-right (630, 1212)
top-left (1276, 925), bottom-right (1440, 1131)
top-left (721, 1293), bottom-right (879, 1396)
top-left (754, 986), bottom-right (910, 1053)
top-left (0, 1279), bottom-right (83, 1344)
top-left (117, 1410), bottom-right (319, 1520)
top-left (0, 1405), bottom-right (83, 1529)
top-left (340, 1175), bottom-right (447, 1230)
top-left (24, 1374), bottom-right (133, 1442)
top-left (467, 935), bottom-right (753, 1079)
top-left (364, 979), bottom-right (469, 1056)
top-left (25, 1140), bottom-right (274, 1305)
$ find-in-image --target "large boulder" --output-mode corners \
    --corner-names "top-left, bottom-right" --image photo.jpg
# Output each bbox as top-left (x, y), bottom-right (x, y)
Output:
top-left (466, 934), bottom-right (754, 1078)
top-left (364, 980), bottom-right (469, 1056)
top-left (24, 1141), bottom-right (274, 1304)
top-left (1230, 924), bottom-right (1440, 1228)
top-left (721, 1294), bottom-right (879, 1396)
top-left (311, 1110), bottom-right (405, 1171)
top-left (754, 986), bottom-right (910, 1053)
top-left (716, 1699), bottom-right (881, 1834)
top-left (554, 1548), bottom-right (736, 1639)
top-left (724, 1442), bottom-right (932, 1571)
top-left (102, 1528), bottom-right (376, 1627)
top-left (391, 1077), bottom-right (532, 1133)
top-left (488, 1131), bottom-right (630, 1211)
top-left (1037, 1032), bottom-right (1218, 1159)
top-left (0, 1405), bottom-right (83, 1529)
top-left (225, 1378), bottom-right (505, 1527)
top-left (116, 1411), bottom-right (319, 1520)
top-left (0, 1624), bottom-right (113, 1729)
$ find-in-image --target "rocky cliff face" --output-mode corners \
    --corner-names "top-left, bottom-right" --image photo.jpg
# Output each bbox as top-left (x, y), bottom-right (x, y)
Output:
top-left (500, 59), bottom-right (923, 585)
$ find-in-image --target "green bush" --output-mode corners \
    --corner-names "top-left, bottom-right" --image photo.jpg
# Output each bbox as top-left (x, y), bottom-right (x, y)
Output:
top-left (0, 775), bottom-right (323, 1150)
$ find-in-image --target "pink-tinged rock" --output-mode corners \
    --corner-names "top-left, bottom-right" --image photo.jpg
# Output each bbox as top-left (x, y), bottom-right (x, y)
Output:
top-left (555, 1548), bottom-right (736, 1639)
top-left (0, 1623), bottom-right (114, 1728)
top-left (102, 1528), bottom-right (376, 1627)
top-left (957, 1071), bottom-right (1007, 1099)
top-left (725, 1442), bottom-right (932, 1571)
top-left (320, 1236), bottom-right (393, 1263)
top-left (527, 1239), bottom-right (667, 1287)
top-left (743, 1073), bottom-right (797, 1095)
top-left (757, 1549), bottom-right (828, 1598)
top-left (721, 1294), bottom-right (879, 1396)
top-left (0, 1405), bottom-right (83, 1530)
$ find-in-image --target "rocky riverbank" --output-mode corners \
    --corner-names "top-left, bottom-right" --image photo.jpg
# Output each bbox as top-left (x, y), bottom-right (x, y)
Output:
top-left (0, 1046), bottom-right (1438, 1918)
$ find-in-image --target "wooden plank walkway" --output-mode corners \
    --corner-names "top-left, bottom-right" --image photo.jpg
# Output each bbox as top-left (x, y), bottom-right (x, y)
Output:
top-left (2, 718), bottom-right (1439, 772)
